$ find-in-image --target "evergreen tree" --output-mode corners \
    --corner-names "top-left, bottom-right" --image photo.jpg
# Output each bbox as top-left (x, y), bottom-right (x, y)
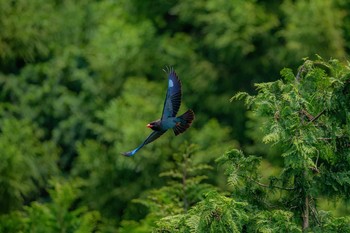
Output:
top-left (119, 144), bottom-right (215, 232)
top-left (232, 57), bottom-right (350, 230)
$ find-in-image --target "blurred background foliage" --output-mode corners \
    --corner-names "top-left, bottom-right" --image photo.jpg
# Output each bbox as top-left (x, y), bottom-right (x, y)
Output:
top-left (0, 0), bottom-right (350, 232)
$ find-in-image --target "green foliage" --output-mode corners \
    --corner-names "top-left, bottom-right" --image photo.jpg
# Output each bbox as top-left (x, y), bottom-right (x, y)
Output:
top-left (174, 0), bottom-right (278, 61)
top-left (235, 58), bottom-right (350, 194)
top-left (217, 149), bottom-right (261, 188)
top-left (172, 0), bottom-right (281, 135)
top-left (119, 144), bottom-right (215, 232)
top-left (216, 149), bottom-right (272, 208)
top-left (158, 144), bottom-right (214, 211)
top-left (0, 0), bottom-right (56, 62)
top-left (0, 179), bottom-right (103, 233)
top-left (122, 147), bottom-right (302, 233)
top-left (248, 210), bottom-right (301, 233)
top-left (0, 119), bottom-right (58, 213)
top-left (216, 150), bottom-right (301, 232)
top-left (0, 55), bottom-right (97, 167)
top-left (232, 58), bottom-right (350, 230)
top-left (281, 0), bottom-right (346, 62)
top-left (23, 179), bottom-right (101, 233)
top-left (313, 211), bottom-right (350, 233)
top-left (1, 0), bottom-right (350, 232)
top-left (86, 1), bottom-right (157, 96)
top-left (157, 191), bottom-right (249, 233)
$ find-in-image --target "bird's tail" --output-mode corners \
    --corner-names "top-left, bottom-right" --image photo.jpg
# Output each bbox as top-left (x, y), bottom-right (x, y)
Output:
top-left (173, 109), bottom-right (195, 136)
top-left (121, 146), bottom-right (142, 157)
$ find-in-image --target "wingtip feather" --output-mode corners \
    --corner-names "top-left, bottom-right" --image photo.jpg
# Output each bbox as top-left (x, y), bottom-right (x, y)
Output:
top-left (163, 66), bottom-right (174, 74)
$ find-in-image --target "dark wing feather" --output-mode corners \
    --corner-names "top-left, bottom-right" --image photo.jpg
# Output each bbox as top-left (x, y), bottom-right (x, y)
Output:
top-left (121, 130), bottom-right (166, 157)
top-left (161, 67), bottom-right (182, 121)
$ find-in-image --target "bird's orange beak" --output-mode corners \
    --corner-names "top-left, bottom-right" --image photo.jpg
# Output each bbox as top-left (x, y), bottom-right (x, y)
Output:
top-left (147, 124), bottom-right (152, 128)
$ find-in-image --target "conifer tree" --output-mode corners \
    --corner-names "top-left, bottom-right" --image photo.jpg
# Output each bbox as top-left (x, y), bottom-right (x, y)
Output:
top-left (233, 57), bottom-right (350, 230)
top-left (119, 144), bottom-right (215, 233)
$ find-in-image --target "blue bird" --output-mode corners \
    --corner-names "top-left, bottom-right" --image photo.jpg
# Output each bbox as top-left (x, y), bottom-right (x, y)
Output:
top-left (122, 67), bottom-right (195, 157)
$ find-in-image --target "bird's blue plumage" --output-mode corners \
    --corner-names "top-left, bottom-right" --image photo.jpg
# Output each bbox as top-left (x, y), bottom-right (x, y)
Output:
top-left (121, 67), bottom-right (194, 157)
top-left (161, 67), bottom-right (182, 121)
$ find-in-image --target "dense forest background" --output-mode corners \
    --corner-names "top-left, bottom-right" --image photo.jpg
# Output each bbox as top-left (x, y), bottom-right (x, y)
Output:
top-left (1, 0), bottom-right (350, 232)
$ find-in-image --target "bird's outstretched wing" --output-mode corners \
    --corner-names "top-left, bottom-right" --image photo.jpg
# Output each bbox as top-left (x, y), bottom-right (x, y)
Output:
top-left (161, 67), bottom-right (182, 121)
top-left (121, 130), bottom-right (166, 157)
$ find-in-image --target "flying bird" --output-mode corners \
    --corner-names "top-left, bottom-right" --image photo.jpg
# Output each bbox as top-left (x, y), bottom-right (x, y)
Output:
top-left (122, 67), bottom-right (195, 157)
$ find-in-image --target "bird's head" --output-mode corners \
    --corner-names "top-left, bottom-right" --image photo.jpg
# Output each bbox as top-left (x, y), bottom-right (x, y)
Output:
top-left (147, 120), bottom-right (161, 130)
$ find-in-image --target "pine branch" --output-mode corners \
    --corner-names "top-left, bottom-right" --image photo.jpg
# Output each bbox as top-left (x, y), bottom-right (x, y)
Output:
top-left (300, 109), bottom-right (314, 121)
top-left (242, 175), bottom-right (295, 191)
top-left (307, 109), bottom-right (326, 125)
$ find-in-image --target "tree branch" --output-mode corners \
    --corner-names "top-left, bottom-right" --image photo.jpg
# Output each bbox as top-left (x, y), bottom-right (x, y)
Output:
top-left (307, 109), bottom-right (325, 125)
top-left (302, 195), bottom-right (309, 230)
top-left (243, 175), bottom-right (295, 191)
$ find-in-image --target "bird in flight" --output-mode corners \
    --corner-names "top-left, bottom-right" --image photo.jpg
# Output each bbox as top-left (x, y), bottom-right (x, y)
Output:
top-left (122, 67), bottom-right (195, 157)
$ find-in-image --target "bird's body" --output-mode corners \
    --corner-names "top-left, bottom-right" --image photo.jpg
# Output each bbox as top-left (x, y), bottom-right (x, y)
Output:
top-left (122, 67), bottom-right (195, 157)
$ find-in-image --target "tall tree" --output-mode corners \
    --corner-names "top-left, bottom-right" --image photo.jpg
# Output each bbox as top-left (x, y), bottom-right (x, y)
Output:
top-left (233, 57), bottom-right (350, 230)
